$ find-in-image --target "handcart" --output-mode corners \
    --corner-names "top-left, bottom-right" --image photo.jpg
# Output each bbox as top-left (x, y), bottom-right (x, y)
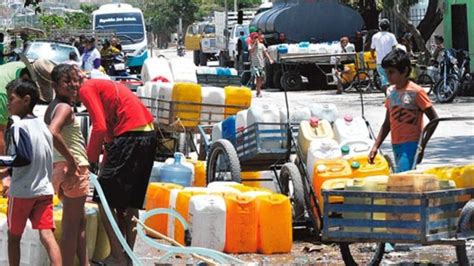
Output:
top-left (322, 116), bottom-right (474, 265)
top-left (139, 96), bottom-right (248, 161)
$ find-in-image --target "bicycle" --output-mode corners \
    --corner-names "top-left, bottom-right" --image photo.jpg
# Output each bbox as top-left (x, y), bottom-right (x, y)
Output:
top-left (414, 64), bottom-right (437, 95)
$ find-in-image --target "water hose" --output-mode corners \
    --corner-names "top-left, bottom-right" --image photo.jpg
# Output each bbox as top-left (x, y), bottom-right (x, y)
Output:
top-left (89, 173), bottom-right (142, 265)
top-left (91, 173), bottom-right (245, 265)
top-left (136, 208), bottom-right (246, 264)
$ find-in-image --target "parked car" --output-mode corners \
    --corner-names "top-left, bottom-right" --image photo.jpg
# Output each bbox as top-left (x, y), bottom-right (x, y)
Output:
top-left (24, 40), bottom-right (81, 65)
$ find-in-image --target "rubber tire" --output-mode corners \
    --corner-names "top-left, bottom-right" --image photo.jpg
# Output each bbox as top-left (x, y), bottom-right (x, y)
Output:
top-left (193, 50), bottom-right (200, 66)
top-left (199, 52), bottom-right (208, 66)
top-left (240, 71), bottom-right (252, 87)
top-left (265, 63), bottom-right (274, 88)
top-left (350, 71), bottom-right (371, 92)
top-left (435, 74), bottom-right (460, 103)
top-left (339, 242), bottom-right (385, 266)
top-left (273, 69), bottom-right (283, 90)
top-left (206, 139), bottom-right (241, 184)
top-left (280, 162), bottom-right (305, 221)
top-left (281, 71), bottom-right (303, 91)
top-left (416, 73), bottom-right (434, 95)
top-left (456, 200), bottom-right (474, 266)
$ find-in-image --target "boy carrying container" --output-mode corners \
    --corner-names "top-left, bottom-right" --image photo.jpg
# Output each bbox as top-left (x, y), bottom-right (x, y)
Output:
top-left (369, 49), bottom-right (439, 173)
top-left (0, 79), bottom-right (61, 266)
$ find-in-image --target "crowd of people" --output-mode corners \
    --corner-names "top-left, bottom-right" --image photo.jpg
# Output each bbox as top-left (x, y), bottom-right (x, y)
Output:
top-left (0, 61), bottom-right (156, 266)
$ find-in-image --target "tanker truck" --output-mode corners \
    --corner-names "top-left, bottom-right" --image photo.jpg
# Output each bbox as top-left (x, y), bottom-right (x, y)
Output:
top-left (251, 0), bottom-right (364, 90)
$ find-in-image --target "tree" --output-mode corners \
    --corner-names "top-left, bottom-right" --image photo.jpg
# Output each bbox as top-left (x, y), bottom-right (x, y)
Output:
top-left (64, 4), bottom-right (96, 30)
top-left (39, 14), bottom-right (65, 32)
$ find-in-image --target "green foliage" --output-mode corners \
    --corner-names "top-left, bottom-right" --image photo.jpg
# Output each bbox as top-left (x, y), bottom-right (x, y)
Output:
top-left (65, 12), bottom-right (91, 30)
top-left (39, 14), bottom-right (65, 31)
top-left (144, 0), bottom-right (198, 35)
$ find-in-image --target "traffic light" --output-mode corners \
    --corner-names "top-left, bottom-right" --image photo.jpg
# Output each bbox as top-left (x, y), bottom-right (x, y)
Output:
top-left (237, 10), bottom-right (243, 24)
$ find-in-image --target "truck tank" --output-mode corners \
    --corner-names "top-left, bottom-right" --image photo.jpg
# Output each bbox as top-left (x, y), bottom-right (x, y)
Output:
top-left (252, 0), bottom-right (364, 43)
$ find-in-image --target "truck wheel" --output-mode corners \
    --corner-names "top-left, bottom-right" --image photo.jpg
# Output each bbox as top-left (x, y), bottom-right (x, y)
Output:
top-left (193, 50), bottom-right (200, 66)
top-left (218, 52), bottom-right (227, 67)
top-left (273, 69), bottom-right (283, 90)
top-left (199, 52), bottom-right (208, 66)
top-left (281, 71), bottom-right (303, 91)
top-left (265, 64), bottom-right (274, 88)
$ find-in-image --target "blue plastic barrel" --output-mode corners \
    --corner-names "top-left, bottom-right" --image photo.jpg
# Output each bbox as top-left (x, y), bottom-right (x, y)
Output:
top-left (222, 115), bottom-right (237, 143)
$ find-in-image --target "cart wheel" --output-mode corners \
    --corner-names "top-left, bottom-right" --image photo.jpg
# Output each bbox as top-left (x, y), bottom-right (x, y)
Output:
top-left (280, 163), bottom-right (305, 221)
top-left (339, 242), bottom-right (385, 266)
top-left (206, 139), bottom-right (241, 184)
top-left (197, 141), bottom-right (207, 161)
top-left (281, 71), bottom-right (302, 91)
top-left (456, 199), bottom-right (474, 265)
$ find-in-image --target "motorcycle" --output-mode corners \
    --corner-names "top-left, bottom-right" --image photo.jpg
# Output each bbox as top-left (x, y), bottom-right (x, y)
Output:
top-left (177, 38), bottom-right (185, 57)
top-left (434, 48), bottom-right (471, 103)
top-left (104, 52), bottom-right (129, 77)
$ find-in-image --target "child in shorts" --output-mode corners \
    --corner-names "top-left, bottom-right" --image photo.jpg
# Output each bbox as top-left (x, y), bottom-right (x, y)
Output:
top-left (0, 79), bottom-right (61, 266)
top-left (45, 64), bottom-right (90, 266)
top-left (369, 49), bottom-right (439, 172)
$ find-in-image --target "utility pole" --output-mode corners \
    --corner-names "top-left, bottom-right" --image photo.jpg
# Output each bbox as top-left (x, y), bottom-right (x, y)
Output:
top-left (234, 0), bottom-right (237, 12)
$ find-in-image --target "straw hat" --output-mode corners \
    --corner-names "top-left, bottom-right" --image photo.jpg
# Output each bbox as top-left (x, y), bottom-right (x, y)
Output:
top-left (31, 58), bottom-right (56, 103)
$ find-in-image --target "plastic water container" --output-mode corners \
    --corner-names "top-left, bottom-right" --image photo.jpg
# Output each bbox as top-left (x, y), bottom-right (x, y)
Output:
top-left (278, 44), bottom-right (288, 54)
top-left (320, 178), bottom-right (352, 208)
top-left (52, 206), bottom-right (98, 264)
top-left (141, 56), bottom-right (174, 83)
top-left (216, 67), bottom-right (232, 76)
top-left (313, 159), bottom-right (353, 211)
top-left (288, 44), bottom-right (299, 54)
top-left (212, 122), bottom-right (222, 141)
top-left (170, 57), bottom-right (198, 83)
top-left (306, 138), bottom-right (342, 182)
top-left (145, 183), bottom-right (183, 235)
top-left (298, 42), bottom-right (310, 53)
top-left (161, 153), bottom-right (193, 187)
top-left (148, 161), bottom-right (165, 183)
top-left (236, 109), bottom-right (249, 133)
top-left (0, 213), bottom-right (49, 265)
top-left (349, 154), bottom-right (390, 178)
top-left (222, 115), bottom-right (237, 142)
top-left (334, 115), bottom-right (370, 143)
top-left (340, 138), bottom-right (375, 158)
top-left (256, 194), bottom-right (292, 254)
top-left (344, 176), bottom-right (389, 232)
top-left (172, 82), bottom-right (202, 127)
top-left (190, 160), bottom-right (206, 187)
top-left (208, 186), bottom-right (242, 197)
top-left (298, 119), bottom-right (334, 160)
top-left (196, 66), bottom-right (216, 75)
top-left (224, 86), bottom-right (252, 117)
top-left (224, 194), bottom-right (258, 253)
top-left (174, 189), bottom-right (208, 245)
top-left (157, 82), bottom-right (174, 125)
top-left (387, 173), bottom-right (439, 234)
top-left (242, 172), bottom-right (262, 188)
top-left (164, 153), bottom-right (195, 181)
top-left (167, 189), bottom-right (181, 238)
top-left (309, 103), bottom-right (339, 123)
top-left (247, 105), bottom-right (282, 150)
top-left (201, 86), bottom-right (225, 125)
top-left (188, 195), bottom-right (226, 251)
top-left (208, 182), bottom-right (252, 193)
top-left (425, 165), bottom-right (473, 202)
top-left (279, 107), bottom-right (312, 124)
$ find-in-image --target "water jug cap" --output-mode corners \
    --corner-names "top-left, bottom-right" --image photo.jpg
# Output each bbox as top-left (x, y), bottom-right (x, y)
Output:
top-left (309, 117), bottom-right (319, 127)
top-left (341, 145), bottom-right (350, 154)
top-left (174, 152), bottom-right (184, 164)
top-left (344, 115), bottom-right (353, 123)
top-left (351, 161), bottom-right (361, 169)
top-left (317, 165), bottom-right (327, 173)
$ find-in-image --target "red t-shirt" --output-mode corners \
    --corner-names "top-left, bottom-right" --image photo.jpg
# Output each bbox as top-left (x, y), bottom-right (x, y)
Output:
top-left (79, 79), bottom-right (154, 162)
top-left (385, 81), bottom-right (432, 144)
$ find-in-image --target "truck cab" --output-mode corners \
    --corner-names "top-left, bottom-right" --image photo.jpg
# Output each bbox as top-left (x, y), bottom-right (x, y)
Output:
top-left (185, 22), bottom-right (218, 66)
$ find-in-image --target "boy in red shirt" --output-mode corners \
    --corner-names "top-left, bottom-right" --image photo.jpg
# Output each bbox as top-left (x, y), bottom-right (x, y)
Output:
top-left (369, 49), bottom-right (438, 172)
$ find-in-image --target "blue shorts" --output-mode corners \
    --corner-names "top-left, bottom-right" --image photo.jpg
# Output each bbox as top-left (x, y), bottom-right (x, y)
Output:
top-left (377, 65), bottom-right (389, 87)
top-left (392, 141), bottom-right (418, 173)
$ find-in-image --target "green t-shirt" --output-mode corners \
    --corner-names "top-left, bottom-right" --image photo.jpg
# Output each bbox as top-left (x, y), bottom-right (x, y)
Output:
top-left (0, 61), bottom-right (26, 95)
top-left (0, 61), bottom-right (26, 125)
top-left (0, 43), bottom-right (4, 65)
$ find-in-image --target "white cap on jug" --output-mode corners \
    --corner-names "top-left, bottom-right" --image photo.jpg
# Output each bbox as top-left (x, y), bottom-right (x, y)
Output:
top-left (317, 164), bottom-right (327, 173)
